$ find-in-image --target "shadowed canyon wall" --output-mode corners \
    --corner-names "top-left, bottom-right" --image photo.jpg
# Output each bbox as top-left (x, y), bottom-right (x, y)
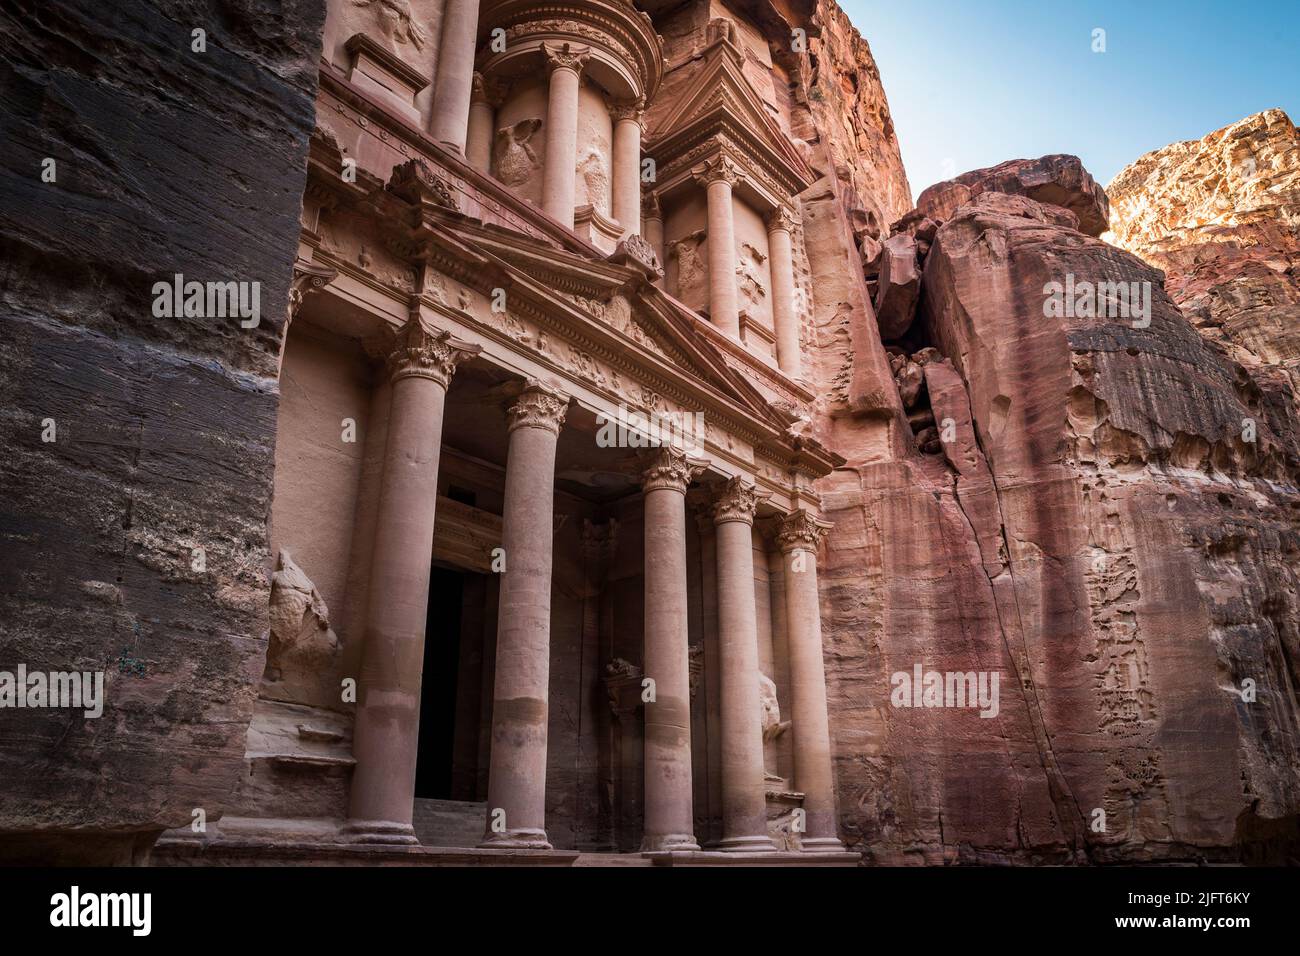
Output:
top-left (0, 0), bottom-right (324, 863)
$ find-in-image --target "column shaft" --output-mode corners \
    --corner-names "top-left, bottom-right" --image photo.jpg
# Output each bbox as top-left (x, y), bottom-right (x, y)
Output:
top-left (767, 215), bottom-right (800, 376)
top-left (643, 195), bottom-right (665, 289)
top-left (779, 512), bottom-right (844, 851)
top-left (641, 448), bottom-right (702, 851)
top-left (346, 320), bottom-right (478, 844)
top-left (466, 83), bottom-right (495, 174)
top-left (541, 44), bottom-right (588, 229)
top-left (705, 178), bottom-right (739, 336)
top-left (714, 479), bottom-right (776, 851)
top-left (611, 111), bottom-right (642, 236)
top-left (428, 0), bottom-right (481, 154)
top-left (481, 382), bottom-right (568, 848)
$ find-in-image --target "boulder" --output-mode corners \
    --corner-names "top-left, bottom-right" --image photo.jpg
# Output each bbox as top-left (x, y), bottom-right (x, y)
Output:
top-left (873, 232), bottom-right (922, 338)
top-left (918, 154), bottom-right (1110, 236)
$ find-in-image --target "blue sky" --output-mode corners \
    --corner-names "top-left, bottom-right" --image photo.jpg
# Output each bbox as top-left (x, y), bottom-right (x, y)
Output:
top-left (838, 0), bottom-right (1300, 197)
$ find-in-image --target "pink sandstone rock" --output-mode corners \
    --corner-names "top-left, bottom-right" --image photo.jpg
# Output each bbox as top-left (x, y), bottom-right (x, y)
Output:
top-left (873, 233), bottom-right (922, 339)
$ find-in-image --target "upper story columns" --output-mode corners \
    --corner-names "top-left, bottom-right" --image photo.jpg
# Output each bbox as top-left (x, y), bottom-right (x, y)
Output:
top-left (766, 206), bottom-right (801, 378)
top-left (694, 156), bottom-right (742, 339)
top-left (540, 42), bottom-right (590, 228)
top-left (610, 100), bottom-right (645, 237)
top-left (429, 0), bottom-right (482, 154)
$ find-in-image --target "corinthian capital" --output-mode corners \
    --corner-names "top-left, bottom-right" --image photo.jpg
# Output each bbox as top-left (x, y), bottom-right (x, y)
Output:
top-left (766, 205), bottom-right (798, 234)
top-left (542, 41), bottom-right (591, 76)
top-left (386, 317), bottom-right (482, 386)
top-left (712, 476), bottom-right (766, 526)
top-left (608, 97), bottom-right (645, 124)
top-left (639, 445), bottom-right (706, 494)
top-left (776, 508), bottom-right (833, 554)
top-left (505, 379), bottom-right (570, 435)
top-left (692, 154), bottom-right (742, 189)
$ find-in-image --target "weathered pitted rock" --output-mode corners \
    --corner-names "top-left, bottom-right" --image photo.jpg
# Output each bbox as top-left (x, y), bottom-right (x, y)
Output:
top-left (0, 0), bottom-right (323, 863)
top-left (812, 177), bottom-right (1300, 863)
top-left (1107, 110), bottom-right (1300, 436)
top-left (917, 154), bottom-right (1110, 236)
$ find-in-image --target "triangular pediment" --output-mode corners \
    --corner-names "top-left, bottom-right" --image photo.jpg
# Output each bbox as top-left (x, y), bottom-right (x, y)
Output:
top-left (647, 43), bottom-right (814, 189)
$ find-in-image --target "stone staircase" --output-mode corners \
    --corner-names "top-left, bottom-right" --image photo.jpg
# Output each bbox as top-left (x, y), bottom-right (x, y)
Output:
top-left (412, 798), bottom-right (486, 848)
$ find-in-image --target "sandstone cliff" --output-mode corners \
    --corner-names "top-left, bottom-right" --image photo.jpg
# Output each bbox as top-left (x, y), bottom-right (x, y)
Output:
top-left (0, 0), bottom-right (323, 863)
top-left (811, 127), bottom-right (1300, 861)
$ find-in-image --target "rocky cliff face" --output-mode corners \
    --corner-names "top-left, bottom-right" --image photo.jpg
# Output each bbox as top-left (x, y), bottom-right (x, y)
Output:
top-left (810, 124), bottom-right (1300, 860)
top-left (0, 0), bottom-right (323, 863)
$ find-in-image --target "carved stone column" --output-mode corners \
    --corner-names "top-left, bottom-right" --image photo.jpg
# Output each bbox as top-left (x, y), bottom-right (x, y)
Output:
top-left (344, 318), bottom-right (480, 844)
top-left (466, 72), bottom-right (504, 175)
top-left (640, 446), bottom-right (704, 851)
top-left (642, 193), bottom-right (665, 288)
top-left (777, 509), bottom-right (845, 852)
top-left (766, 206), bottom-right (800, 377)
top-left (713, 478), bottom-right (777, 851)
top-left (429, 0), bottom-right (481, 154)
top-left (610, 99), bottom-right (644, 236)
top-left (694, 156), bottom-right (741, 337)
top-left (480, 380), bottom-right (569, 849)
top-left (541, 42), bottom-right (590, 228)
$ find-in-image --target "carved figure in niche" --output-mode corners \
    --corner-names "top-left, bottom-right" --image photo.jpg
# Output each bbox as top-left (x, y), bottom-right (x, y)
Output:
top-left (494, 119), bottom-right (543, 187)
top-left (668, 229), bottom-right (708, 307)
top-left (758, 673), bottom-right (790, 779)
top-left (350, 0), bottom-right (428, 50)
top-left (737, 241), bottom-right (768, 312)
top-left (266, 550), bottom-right (340, 687)
top-left (577, 146), bottom-right (611, 215)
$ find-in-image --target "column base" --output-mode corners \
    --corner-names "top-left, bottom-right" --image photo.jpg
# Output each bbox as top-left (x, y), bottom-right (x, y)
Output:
top-left (799, 836), bottom-right (848, 853)
top-left (717, 834), bottom-right (778, 853)
top-left (640, 833), bottom-right (701, 852)
top-left (340, 820), bottom-right (419, 846)
top-left (478, 828), bottom-right (552, 850)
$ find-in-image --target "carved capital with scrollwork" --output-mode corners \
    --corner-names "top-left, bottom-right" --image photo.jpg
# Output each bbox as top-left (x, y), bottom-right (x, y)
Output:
top-left (505, 379), bottom-right (570, 435)
top-left (692, 154), bottom-right (742, 190)
top-left (608, 97), bottom-right (645, 124)
top-left (542, 41), bottom-right (591, 76)
top-left (386, 318), bottom-right (482, 386)
top-left (712, 476), bottom-right (766, 526)
top-left (776, 508), bottom-right (833, 554)
top-left (639, 445), bottom-right (705, 495)
top-left (766, 204), bottom-right (798, 234)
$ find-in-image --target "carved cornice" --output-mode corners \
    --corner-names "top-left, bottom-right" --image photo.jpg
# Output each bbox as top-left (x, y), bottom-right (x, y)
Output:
top-left (712, 475), bottom-right (766, 526)
top-left (776, 509), bottom-right (833, 554)
top-left (640, 445), bottom-right (705, 494)
top-left (477, 0), bottom-right (664, 101)
top-left (506, 378), bottom-right (570, 434)
top-left (386, 317), bottom-right (482, 386)
top-left (692, 154), bottom-right (742, 189)
top-left (608, 234), bottom-right (662, 279)
top-left (541, 40), bottom-right (592, 75)
top-left (387, 158), bottom-right (459, 213)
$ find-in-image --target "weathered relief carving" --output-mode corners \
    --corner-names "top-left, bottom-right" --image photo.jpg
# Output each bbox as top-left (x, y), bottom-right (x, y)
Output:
top-left (494, 119), bottom-right (543, 187)
top-left (759, 673), bottom-right (790, 745)
top-left (669, 228), bottom-right (708, 306)
top-left (264, 551), bottom-right (341, 706)
top-left (737, 241), bottom-right (768, 311)
top-left (577, 144), bottom-right (611, 215)
top-left (349, 0), bottom-right (429, 50)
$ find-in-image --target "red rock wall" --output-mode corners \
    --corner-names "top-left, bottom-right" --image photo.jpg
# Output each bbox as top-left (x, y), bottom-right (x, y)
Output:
top-left (0, 0), bottom-right (324, 863)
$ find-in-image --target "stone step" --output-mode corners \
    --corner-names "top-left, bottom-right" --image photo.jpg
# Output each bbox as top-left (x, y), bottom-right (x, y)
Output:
top-left (573, 853), bottom-right (656, 867)
top-left (412, 798), bottom-right (486, 849)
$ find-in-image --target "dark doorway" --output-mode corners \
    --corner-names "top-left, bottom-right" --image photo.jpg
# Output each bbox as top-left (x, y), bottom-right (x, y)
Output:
top-left (415, 567), bottom-right (465, 799)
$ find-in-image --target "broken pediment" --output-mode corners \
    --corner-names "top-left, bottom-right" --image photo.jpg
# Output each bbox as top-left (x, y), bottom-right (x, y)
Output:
top-left (645, 38), bottom-right (815, 201)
